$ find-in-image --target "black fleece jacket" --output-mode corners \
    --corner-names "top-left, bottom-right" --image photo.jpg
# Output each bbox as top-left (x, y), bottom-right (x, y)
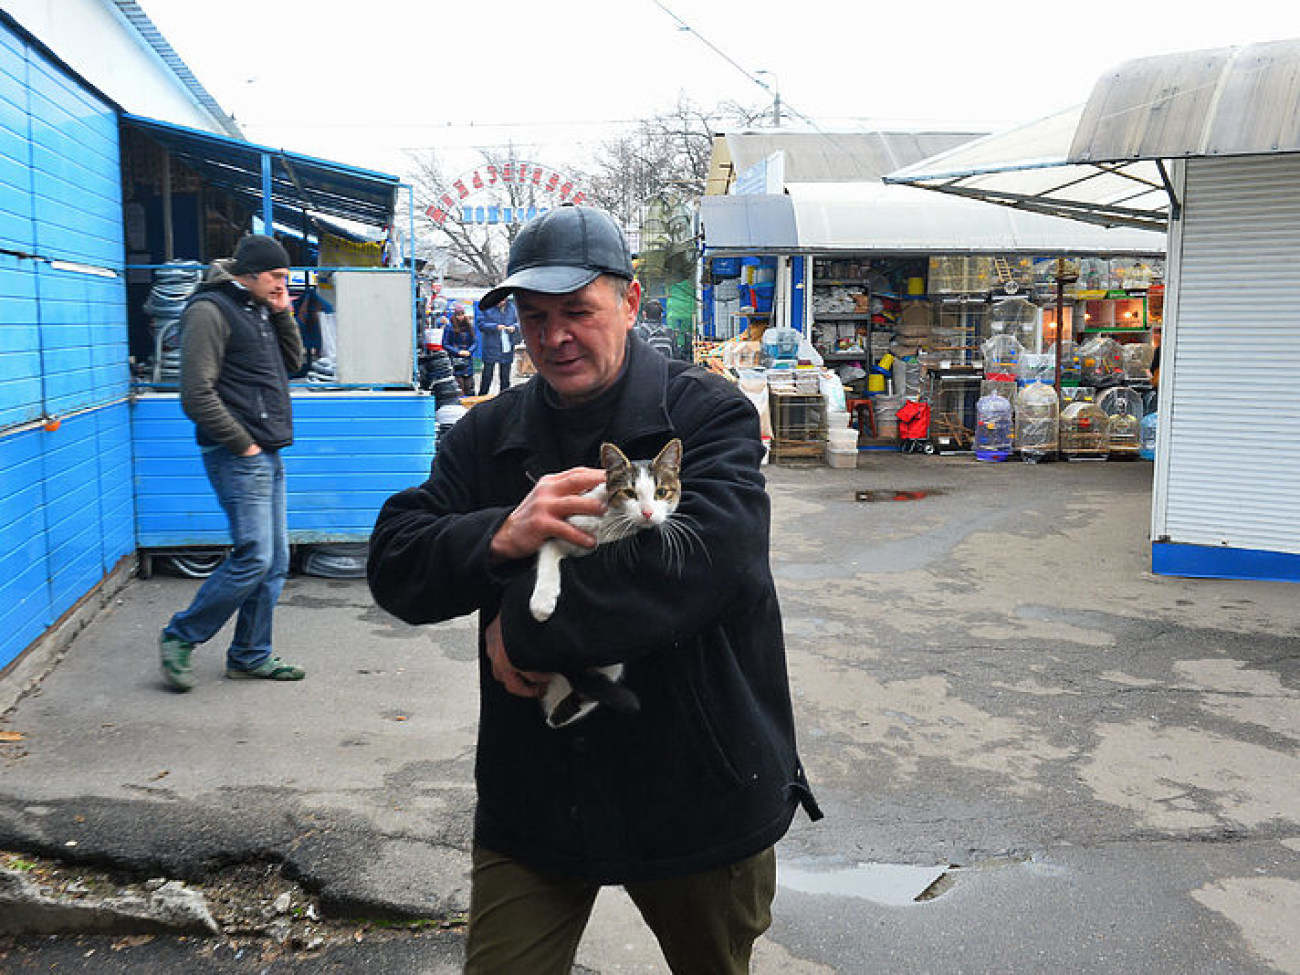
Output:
top-left (367, 334), bottom-right (820, 884)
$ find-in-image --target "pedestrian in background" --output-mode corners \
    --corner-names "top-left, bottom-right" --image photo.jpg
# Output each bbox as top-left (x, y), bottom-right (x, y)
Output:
top-left (476, 295), bottom-right (517, 395)
top-left (443, 310), bottom-right (477, 395)
top-left (159, 234), bottom-right (308, 690)
top-left (368, 205), bottom-right (820, 974)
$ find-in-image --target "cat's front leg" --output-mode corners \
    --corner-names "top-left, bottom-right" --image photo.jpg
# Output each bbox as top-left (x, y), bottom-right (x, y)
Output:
top-left (530, 543), bottom-right (564, 621)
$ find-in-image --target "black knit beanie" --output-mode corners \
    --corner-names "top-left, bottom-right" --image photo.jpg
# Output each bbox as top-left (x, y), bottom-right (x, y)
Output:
top-left (231, 234), bottom-right (291, 275)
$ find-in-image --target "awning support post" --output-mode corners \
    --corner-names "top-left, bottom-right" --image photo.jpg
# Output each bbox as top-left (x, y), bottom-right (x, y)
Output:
top-left (260, 151), bottom-right (274, 233)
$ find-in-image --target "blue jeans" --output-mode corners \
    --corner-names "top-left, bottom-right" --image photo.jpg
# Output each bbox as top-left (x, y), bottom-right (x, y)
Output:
top-left (164, 448), bottom-right (289, 670)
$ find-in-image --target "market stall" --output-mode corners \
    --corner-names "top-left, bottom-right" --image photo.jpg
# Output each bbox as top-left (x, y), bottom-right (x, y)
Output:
top-left (120, 115), bottom-right (434, 573)
top-left (885, 38), bottom-right (1300, 581)
top-left (697, 131), bottom-right (1165, 461)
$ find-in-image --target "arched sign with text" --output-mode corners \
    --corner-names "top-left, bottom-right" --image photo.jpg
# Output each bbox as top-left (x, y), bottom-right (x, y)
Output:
top-left (425, 161), bottom-right (588, 226)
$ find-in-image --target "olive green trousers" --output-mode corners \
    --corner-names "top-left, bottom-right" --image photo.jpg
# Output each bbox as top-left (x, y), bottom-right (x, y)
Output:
top-left (464, 844), bottom-right (777, 974)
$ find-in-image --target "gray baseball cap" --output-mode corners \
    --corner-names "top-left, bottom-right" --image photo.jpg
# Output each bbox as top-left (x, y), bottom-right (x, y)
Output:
top-left (479, 205), bottom-right (633, 309)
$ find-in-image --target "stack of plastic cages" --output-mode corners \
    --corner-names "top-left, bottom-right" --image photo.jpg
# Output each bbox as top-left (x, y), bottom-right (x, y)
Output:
top-left (768, 391), bottom-right (827, 461)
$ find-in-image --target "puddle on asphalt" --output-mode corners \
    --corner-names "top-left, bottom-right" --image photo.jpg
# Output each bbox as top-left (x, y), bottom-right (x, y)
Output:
top-left (854, 488), bottom-right (942, 502)
top-left (778, 861), bottom-right (951, 905)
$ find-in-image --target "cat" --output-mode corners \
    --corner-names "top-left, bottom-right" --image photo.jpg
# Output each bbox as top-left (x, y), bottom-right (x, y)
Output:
top-left (530, 437), bottom-right (690, 729)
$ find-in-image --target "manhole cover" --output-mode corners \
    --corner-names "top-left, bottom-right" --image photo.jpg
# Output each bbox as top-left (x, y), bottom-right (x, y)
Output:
top-left (854, 488), bottom-right (937, 502)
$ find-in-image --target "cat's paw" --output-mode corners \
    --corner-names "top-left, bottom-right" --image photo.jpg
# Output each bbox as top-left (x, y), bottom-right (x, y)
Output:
top-left (529, 591), bottom-right (557, 621)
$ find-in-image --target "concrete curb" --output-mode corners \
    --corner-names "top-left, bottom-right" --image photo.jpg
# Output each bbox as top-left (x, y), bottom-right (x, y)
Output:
top-left (0, 865), bottom-right (219, 936)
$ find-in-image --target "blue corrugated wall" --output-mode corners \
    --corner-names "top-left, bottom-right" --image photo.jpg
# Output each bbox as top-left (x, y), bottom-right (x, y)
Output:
top-left (133, 393), bottom-right (437, 547)
top-left (0, 21), bottom-right (133, 671)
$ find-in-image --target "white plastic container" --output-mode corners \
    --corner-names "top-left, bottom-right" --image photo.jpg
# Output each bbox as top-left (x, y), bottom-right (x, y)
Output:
top-left (826, 448), bottom-right (858, 469)
top-left (827, 427), bottom-right (859, 451)
top-left (827, 410), bottom-right (851, 430)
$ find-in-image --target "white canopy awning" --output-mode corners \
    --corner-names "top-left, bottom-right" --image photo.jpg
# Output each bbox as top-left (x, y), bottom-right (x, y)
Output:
top-left (699, 179), bottom-right (1165, 256)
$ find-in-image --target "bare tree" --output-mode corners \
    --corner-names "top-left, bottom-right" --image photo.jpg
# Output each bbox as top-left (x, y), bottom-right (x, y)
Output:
top-left (578, 95), bottom-right (768, 228)
top-left (402, 146), bottom-right (548, 287)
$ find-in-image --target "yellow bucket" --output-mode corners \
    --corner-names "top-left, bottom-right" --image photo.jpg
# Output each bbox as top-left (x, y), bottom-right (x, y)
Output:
top-left (877, 353), bottom-right (895, 371)
top-left (907, 277), bottom-right (925, 295)
top-left (867, 373), bottom-right (886, 393)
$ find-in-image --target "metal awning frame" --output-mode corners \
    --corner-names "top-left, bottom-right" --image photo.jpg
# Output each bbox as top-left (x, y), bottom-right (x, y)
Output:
top-left (887, 155), bottom-right (1175, 234)
top-left (122, 113), bottom-right (403, 234)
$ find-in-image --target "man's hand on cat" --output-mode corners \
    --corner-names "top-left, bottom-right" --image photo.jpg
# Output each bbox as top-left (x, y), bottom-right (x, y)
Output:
top-left (488, 468), bottom-right (606, 563)
top-left (485, 615), bottom-right (552, 698)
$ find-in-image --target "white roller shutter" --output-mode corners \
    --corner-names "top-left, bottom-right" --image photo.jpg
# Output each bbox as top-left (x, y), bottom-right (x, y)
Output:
top-left (1156, 155), bottom-right (1300, 554)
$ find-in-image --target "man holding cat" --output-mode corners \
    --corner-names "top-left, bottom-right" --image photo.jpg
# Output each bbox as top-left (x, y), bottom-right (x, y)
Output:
top-left (368, 204), bottom-right (820, 975)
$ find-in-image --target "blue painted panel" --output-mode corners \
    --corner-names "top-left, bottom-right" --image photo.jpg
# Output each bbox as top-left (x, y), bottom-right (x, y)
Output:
top-left (24, 53), bottom-right (121, 268)
top-left (95, 405), bottom-right (135, 570)
top-left (0, 252), bottom-right (40, 429)
top-left (36, 262), bottom-right (129, 416)
top-left (132, 393), bottom-right (438, 546)
top-left (1152, 542), bottom-right (1300, 583)
top-left (0, 24), bottom-right (133, 671)
top-left (42, 410), bottom-right (107, 617)
top-left (0, 425), bottom-right (48, 669)
top-left (0, 25), bottom-right (32, 253)
top-left (0, 403), bottom-right (137, 670)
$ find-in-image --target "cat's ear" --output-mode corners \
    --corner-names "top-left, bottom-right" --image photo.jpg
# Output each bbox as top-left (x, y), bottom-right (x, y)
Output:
top-left (599, 442), bottom-right (631, 471)
top-left (654, 438), bottom-right (683, 471)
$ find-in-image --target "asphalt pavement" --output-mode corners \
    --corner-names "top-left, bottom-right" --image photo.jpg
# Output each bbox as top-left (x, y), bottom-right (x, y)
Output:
top-left (1, 452), bottom-right (1297, 974)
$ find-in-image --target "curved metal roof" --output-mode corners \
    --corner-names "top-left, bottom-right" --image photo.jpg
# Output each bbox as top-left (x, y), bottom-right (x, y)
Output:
top-left (1073, 38), bottom-right (1300, 161)
top-left (885, 38), bottom-right (1300, 233)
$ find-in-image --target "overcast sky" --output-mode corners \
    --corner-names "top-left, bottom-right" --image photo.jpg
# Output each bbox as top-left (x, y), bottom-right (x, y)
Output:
top-left (137, 0), bottom-right (1300, 181)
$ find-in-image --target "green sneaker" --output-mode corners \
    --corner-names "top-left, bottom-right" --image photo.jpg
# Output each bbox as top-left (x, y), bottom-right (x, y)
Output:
top-left (226, 656), bottom-right (305, 681)
top-left (159, 633), bottom-right (196, 691)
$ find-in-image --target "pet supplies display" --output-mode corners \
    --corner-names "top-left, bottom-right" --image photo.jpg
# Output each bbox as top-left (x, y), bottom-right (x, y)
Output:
top-left (974, 392), bottom-right (1014, 462)
top-left (1015, 381), bottom-right (1059, 463)
top-left (1059, 401), bottom-right (1110, 460)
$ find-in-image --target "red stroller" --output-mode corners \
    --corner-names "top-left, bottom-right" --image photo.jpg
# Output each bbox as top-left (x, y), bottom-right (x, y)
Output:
top-left (896, 400), bottom-right (934, 454)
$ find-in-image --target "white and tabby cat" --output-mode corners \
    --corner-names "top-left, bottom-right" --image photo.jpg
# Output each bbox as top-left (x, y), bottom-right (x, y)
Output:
top-left (531, 438), bottom-right (693, 729)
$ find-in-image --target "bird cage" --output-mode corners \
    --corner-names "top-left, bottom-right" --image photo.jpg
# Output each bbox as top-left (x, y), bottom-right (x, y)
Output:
top-left (981, 333), bottom-right (1025, 381)
top-left (974, 392), bottom-right (1013, 462)
top-left (988, 297), bottom-right (1038, 352)
top-left (1097, 387), bottom-right (1144, 459)
top-left (1047, 341), bottom-right (1082, 386)
top-left (1060, 400), bottom-right (1109, 460)
top-left (1017, 353), bottom-right (1055, 387)
top-left (1078, 335), bottom-right (1125, 387)
top-left (1015, 381), bottom-right (1058, 463)
top-left (1122, 342), bottom-right (1154, 382)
